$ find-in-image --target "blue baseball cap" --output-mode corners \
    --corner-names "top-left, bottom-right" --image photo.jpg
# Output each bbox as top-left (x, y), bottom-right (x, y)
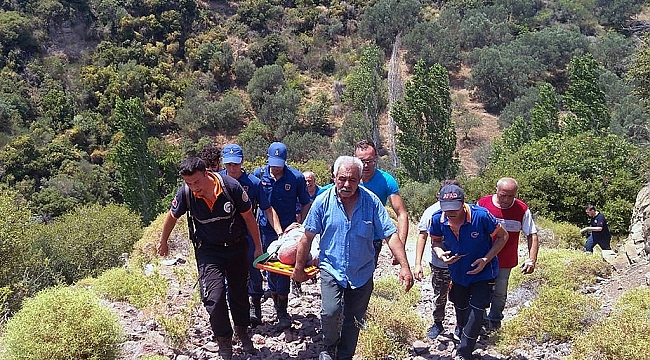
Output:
top-left (222, 144), bottom-right (244, 164)
top-left (438, 184), bottom-right (465, 211)
top-left (267, 142), bottom-right (287, 167)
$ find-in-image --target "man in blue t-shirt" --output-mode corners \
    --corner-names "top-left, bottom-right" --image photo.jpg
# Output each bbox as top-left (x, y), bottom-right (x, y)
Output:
top-left (253, 142), bottom-right (311, 329)
top-left (354, 140), bottom-right (409, 266)
top-left (429, 184), bottom-right (508, 360)
top-left (293, 155), bottom-right (414, 360)
top-left (219, 143), bottom-right (283, 327)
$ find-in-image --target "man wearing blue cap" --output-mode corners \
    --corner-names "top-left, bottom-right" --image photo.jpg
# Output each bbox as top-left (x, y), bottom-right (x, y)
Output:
top-left (220, 143), bottom-right (283, 327)
top-left (428, 184), bottom-right (508, 360)
top-left (253, 142), bottom-right (311, 329)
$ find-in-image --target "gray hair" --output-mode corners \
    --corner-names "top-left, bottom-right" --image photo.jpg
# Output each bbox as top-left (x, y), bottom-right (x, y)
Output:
top-left (333, 156), bottom-right (363, 178)
top-left (496, 177), bottom-right (518, 191)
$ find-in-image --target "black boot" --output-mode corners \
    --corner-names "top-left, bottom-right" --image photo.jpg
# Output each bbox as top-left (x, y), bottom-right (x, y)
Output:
top-left (235, 325), bottom-right (256, 353)
top-left (215, 336), bottom-right (233, 360)
top-left (250, 297), bottom-right (262, 327)
top-left (273, 292), bottom-right (291, 330)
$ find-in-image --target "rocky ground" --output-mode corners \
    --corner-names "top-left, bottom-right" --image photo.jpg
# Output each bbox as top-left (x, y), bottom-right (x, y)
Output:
top-left (112, 230), bottom-right (650, 360)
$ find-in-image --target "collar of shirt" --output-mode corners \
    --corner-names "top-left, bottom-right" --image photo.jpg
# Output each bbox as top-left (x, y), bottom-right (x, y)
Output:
top-left (193, 172), bottom-right (223, 211)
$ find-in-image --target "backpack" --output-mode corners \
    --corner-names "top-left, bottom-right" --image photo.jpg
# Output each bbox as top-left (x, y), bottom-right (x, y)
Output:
top-left (183, 172), bottom-right (234, 249)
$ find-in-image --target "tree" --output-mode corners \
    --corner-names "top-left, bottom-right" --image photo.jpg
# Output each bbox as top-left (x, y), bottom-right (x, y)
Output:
top-left (344, 45), bottom-right (386, 146)
top-left (358, 0), bottom-right (421, 53)
top-left (403, 10), bottom-right (462, 71)
top-left (530, 82), bottom-right (559, 139)
top-left (563, 54), bottom-right (610, 135)
top-left (392, 60), bottom-right (458, 182)
top-left (109, 97), bottom-right (159, 224)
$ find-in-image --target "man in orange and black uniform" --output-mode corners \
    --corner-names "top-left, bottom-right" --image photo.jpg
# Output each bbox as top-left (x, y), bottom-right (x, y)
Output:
top-left (158, 157), bottom-right (262, 360)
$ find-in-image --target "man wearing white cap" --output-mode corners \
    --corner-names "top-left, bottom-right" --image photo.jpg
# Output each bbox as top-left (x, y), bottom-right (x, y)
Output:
top-left (253, 142), bottom-right (311, 329)
top-left (428, 184), bottom-right (508, 360)
top-left (220, 143), bottom-right (283, 327)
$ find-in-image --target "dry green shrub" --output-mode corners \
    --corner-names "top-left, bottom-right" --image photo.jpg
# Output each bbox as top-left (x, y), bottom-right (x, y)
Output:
top-left (157, 311), bottom-right (192, 348)
top-left (131, 212), bottom-right (191, 267)
top-left (535, 217), bottom-right (584, 249)
top-left (509, 248), bottom-right (611, 291)
top-left (496, 286), bottom-right (600, 354)
top-left (89, 266), bottom-right (168, 309)
top-left (568, 287), bottom-right (650, 360)
top-left (357, 276), bottom-right (425, 359)
top-left (0, 286), bottom-right (123, 360)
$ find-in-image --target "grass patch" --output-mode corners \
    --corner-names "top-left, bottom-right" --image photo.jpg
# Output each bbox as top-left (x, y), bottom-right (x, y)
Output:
top-left (568, 287), bottom-right (650, 359)
top-left (508, 248), bottom-right (611, 291)
top-left (495, 286), bottom-right (600, 354)
top-left (88, 266), bottom-right (169, 309)
top-left (535, 217), bottom-right (584, 249)
top-left (357, 276), bottom-right (425, 359)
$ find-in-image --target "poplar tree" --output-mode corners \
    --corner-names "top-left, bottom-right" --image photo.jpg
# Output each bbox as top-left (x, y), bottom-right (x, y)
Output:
top-left (563, 54), bottom-right (610, 135)
top-left (393, 60), bottom-right (458, 182)
top-left (109, 97), bottom-right (159, 224)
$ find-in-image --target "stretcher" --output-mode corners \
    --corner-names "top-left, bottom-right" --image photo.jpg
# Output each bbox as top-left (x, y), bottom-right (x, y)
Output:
top-left (253, 253), bottom-right (319, 278)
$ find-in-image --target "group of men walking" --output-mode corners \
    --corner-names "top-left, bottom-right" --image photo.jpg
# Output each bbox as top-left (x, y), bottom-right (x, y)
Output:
top-left (157, 139), bottom-right (608, 360)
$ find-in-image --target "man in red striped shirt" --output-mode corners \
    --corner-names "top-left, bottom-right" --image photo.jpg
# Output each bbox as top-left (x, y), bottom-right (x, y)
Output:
top-left (477, 177), bottom-right (539, 331)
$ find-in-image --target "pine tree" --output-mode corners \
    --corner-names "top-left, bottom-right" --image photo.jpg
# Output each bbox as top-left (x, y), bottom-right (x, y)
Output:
top-left (109, 97), bottom-right (160, 224)
top-left (392, 60), bottom-right (458, 182)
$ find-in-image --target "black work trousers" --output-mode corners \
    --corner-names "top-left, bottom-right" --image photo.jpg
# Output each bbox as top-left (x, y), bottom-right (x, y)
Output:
top-left (197, 240), bottom-right (250, 337)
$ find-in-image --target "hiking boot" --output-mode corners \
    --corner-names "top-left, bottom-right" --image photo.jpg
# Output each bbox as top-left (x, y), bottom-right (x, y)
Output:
top-left (319, 345), bottom-right (337, 360)
top-left (250, 297), bottom-right (262, 327)
top-left (215, 336), bottom-right (233, 360)
top-left (273, 293), bottom-right (291, 330)
top-left (427, 322), bottom-right (444, 339)
top-left (234, 326), bottom-right (256, 353)
top-left (453, 326), bottom-right (462, 342)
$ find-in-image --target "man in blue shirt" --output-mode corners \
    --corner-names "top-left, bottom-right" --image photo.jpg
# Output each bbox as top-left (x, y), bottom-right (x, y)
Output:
top-left (581, 204), bottom-right (612, 253)
top-left (219, 143), bottom-right (283, 327)
top-left (293, 156), bottom-right (414, 360)
top-left (253, 142), bottom-right (311, 329)
top-left (354, 140), bottom-right (409, 266)
top-left (429, 184), bottom-right (508, 360)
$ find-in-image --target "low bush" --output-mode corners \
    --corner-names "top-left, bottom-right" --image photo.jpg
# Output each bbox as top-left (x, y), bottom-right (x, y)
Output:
top-left (534, 217), bottom-right (584, 249)
top-left (357, 276), bottom-right (425, 359)
top-left (0, 286), bottom-right (123, 360)
top-left (496, 286), bottom-right (600, 354)
top-left (90, 266), bottom-right (168, 309)
top-left (568, 287), bottom-right (650, 359)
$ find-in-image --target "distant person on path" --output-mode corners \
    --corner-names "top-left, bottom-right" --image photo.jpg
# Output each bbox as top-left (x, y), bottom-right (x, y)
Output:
top-left (157, 157), bottom-right (262, 360)
top-left (354, 140), bottom-right (409, 266)
top-left (581, 204), bottom-right (612, 253)
top-left (292, 155), bottom-right (414, 360)
top-left (414, 179), bottom-right (460, 339)
top-left (477, 177), bottom-right (539, 331)
top-left (253, 142), bottom-right (311, 329)
top-left (303, 170), bottom-right (321, 202)
top-left (429, 184), bottom-right (508, 360)
top-left (219, 143), bottom-right (283, 327)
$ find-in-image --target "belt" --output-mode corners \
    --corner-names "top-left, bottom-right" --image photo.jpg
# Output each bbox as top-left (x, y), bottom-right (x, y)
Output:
top-left (214, 236), bottom-right (244, 247)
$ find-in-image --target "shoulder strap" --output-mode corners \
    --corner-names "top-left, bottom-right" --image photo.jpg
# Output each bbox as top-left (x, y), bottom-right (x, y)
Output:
top-left (215, 172), bottom-right (234, 204)
top-left (183, 184), bottom-right (199, 248)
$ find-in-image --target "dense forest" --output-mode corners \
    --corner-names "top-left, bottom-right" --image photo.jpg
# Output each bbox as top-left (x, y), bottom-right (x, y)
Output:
top-left (2, 0), bottom-right (650, 315)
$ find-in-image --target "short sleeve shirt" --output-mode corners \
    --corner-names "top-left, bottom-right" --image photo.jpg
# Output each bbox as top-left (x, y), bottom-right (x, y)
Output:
top-left (303, 186), bottom-right (396, 288)
top-left (428, 204), bottom-right (501, 287)
top-left (477, 195), bottom-right (537, 269)
top-left (254, 165), bottom-right (311, 232)
top-left (359, 168), bottom-right (399, 205)
top-left (590, 212), bottom-right (611, 244)
top-left (417, 202), bottom-right (446, 268)
top-left (170, 172), bottom-right (252, 262)
top-left (219, 169), bottom-right (272, 212)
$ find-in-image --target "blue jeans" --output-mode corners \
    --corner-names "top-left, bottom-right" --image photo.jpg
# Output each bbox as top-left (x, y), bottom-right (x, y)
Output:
top-left (585, 234), bottom-right (611, 252)
top-left (320, 269), bottom-right (373, 360)
top-left (247, 234), bottom-right (264, 299)
top-left (486, 267), bottom-right (511, 323)
top-left (449, 279), bottom-right (495, 359)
